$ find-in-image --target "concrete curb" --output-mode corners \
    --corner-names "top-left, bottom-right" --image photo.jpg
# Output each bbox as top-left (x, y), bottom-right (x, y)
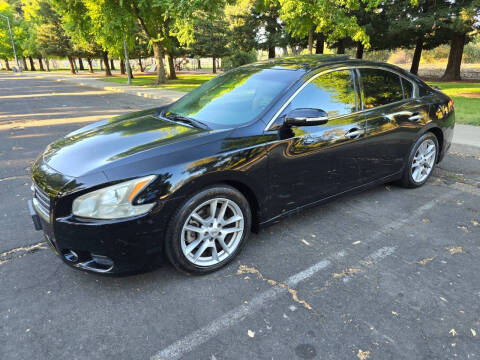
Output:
top-left (18, 72), bottom-right (184, 104)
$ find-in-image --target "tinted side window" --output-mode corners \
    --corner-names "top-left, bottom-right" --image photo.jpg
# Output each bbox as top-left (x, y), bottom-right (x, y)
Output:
top-left (401, 78), bottom-right (413, 98)
top-left (285, 70), bottom-right (357, 118)
top-left (360, 69), bottom-right (403, 108)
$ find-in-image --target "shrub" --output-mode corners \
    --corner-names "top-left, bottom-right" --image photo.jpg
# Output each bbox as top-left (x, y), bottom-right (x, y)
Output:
top-left (223, 50), bottom-right (257, 70)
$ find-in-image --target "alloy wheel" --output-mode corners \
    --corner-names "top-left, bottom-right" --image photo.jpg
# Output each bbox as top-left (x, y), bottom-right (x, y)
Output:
top-left (411, 138), bottom-right (436, 183)
top-left (180, 198), bottom-right (244, 267)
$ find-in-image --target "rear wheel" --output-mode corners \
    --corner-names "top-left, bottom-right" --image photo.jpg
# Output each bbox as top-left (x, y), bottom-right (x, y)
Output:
top-left (165, 185), bottom-right (251, 274)
top-left (399, 132), bottom-right (439, 188)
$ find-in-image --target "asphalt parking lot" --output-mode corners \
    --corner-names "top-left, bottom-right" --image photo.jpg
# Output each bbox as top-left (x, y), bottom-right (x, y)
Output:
top-left (1, 73), bottom-right (479, 360)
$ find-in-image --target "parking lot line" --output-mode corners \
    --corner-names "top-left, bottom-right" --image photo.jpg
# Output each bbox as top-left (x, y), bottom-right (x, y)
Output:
top-left (150, 191), bottom-right (455, 360)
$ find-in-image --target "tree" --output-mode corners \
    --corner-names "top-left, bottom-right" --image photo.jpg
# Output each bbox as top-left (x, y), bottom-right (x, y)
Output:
top-left (441, 1), bottom-right (480, 80)
top-left (190, 11), bottom-right (230, 73)
top-left (278, 0), bottom-right (375, 55)
top-left (23, 0), bottom-right (77, 74)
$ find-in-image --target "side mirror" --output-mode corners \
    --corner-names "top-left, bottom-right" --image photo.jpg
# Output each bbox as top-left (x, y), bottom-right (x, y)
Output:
top-left (284, 108), bottom-right (329, 127)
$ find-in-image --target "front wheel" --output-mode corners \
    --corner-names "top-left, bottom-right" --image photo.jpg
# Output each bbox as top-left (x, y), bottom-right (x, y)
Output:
top-left (399, 132), bottom-right (439, 188)
top-left (165, 185), bottom-right (251, 274)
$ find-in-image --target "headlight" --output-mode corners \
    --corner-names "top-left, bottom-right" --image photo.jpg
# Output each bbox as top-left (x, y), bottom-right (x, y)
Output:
top-left (72, 175), bottom-right (156, 219)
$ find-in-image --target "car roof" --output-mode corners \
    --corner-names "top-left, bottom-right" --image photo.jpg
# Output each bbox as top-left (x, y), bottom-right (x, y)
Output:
top-left (251, 55), bottom-right (410, 74)
top-left (248, 55), bottom-right (421, 84)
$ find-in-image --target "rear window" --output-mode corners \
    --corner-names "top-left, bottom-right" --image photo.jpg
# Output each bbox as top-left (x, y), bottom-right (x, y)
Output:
top-left (360, 68), bottom-right (403, 108)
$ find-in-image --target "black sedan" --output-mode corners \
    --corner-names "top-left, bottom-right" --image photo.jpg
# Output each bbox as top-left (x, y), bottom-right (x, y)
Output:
top-left (29, 56), bottom-right (455, 275)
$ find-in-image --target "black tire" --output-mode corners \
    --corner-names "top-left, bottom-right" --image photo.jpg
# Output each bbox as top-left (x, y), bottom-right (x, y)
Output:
top-left (398, 132), bottom-right (439, 188)
top-left (165, 185), bottom-right (252, 274)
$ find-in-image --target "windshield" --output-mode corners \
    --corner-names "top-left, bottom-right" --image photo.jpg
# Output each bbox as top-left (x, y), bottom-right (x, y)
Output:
top-left (165, 67), bottom-right (301, 128)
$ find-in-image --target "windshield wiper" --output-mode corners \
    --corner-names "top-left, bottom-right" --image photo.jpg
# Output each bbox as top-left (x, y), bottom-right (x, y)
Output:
top-left (162, 112), bottom-right (210, 130)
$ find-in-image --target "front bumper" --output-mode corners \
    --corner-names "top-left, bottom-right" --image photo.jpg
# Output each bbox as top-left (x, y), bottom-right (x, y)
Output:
top-left (28, 197), bottom-right (178, 275)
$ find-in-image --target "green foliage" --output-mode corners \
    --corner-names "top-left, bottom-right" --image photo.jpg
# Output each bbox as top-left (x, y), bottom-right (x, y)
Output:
top-left (223, 49), bottom-right (257, 69)
top-left (189, 11), bottom-right (230, 59)
top-left (278, 0), bottom-right (377, 49)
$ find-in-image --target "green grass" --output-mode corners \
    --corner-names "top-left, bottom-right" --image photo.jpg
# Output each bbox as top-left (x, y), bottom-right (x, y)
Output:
top-left (427, 81), bottom-right (480, 126)
top-left (99, 73), bottom-right (216, 92)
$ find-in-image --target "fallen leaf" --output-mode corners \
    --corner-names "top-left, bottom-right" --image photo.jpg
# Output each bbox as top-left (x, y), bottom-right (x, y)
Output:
top-left (357, 349), bottom-right (370, 360)
top-left (422, 218), bottom-right (431, 223)
top-left (447, 246), bottom-right (465, 255)
top-left (248, 330), bottom-right (255, 338)
top-left (301, 239), bottom-right (311, 246)
top-left (333, 268), bottom-right (361, 278)
top-left (449, 329), bottom-right (457, 336)
top-left (418, 257), bottom-right (434, 265)
top-left (471, 219), bottom-right (479, 227)
top-left (352, 241), bottom-right (361, 245)
top-left (471, 329), bottom-right (477, 337)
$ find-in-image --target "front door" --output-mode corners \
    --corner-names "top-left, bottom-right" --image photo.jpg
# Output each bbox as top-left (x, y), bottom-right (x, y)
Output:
top-left (266, 69), bottom-right (367, 216)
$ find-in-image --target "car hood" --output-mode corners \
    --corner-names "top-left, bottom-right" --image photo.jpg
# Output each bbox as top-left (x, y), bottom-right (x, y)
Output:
top-left (42, 109), bottom-right (211, 177)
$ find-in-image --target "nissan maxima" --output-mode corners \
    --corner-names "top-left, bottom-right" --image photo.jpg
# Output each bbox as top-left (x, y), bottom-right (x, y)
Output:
top-left (28, 56), bottom-right (455, 275)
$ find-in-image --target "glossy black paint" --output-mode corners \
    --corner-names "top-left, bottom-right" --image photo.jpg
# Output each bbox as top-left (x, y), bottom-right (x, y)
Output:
top-left (31, 57), bottom-right (455, 274)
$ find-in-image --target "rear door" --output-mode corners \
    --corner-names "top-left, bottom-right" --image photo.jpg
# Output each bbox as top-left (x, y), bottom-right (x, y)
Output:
top-left (357, 67), bottom-right (429, 181)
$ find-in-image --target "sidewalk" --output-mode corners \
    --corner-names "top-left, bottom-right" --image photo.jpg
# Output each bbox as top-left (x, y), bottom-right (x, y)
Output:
top-left (17, 71), bottom-right (480, 153)
top-left (18, 71), bottom-right (185, 104)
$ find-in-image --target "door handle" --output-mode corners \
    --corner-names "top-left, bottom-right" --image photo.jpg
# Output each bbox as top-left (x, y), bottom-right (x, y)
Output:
top-left (408, 113), bottom-right (424, 121)
top-left (344, 128), bottom-right (365, 139)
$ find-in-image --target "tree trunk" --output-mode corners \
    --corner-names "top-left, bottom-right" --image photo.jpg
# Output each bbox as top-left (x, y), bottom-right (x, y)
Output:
top-left (87, 57), bottom-right (94, 73)
top-left (4, 58), bottom-right (11, 71)
top-left (139, 58), bottom-right (144, 72)
top-left (152, 42), bottom-right (167, 84)
top-left (28, 56), bottom-right (36, 71)
top-left (37, 56), bottom-right (45, 71)
top-left (356, 43), bottom-right (364, 59)
top-left (268, 46), bottom-right (275, 59)
top-left (441, 34), bottom-right (465, 81)
top-left (120, 59), bottom-right (126, 75)
top-left (165, 53), bottom-right (176, 79)
top-left (103, 52), bottom-right (112, 76)
top-left (78, 57), bottom-right (84, 70)
top-left (212, 56), bottom-right (217, 74)
top-left (45, 58), bottom-right (50, 72)
top-left (410, 38), bottom-right (423, 75)
top-left (22, 57), bottom-right (28, 71)
top-left (197, 58), bottom-right (201, 69)
top-left (315, 34), bottom-right (324, 54)
top-left (308, 28), bottom-right (314, 54)
top-left (337, 40), bottom-right (345, 54)
top-left (67, 56), bottom-right (76, 74)
top-left (110, 59), bottom-right (115, 70)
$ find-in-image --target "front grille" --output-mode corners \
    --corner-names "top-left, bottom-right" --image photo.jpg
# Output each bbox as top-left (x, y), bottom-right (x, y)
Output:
top-left (33, 183), bottom-right (51, 216)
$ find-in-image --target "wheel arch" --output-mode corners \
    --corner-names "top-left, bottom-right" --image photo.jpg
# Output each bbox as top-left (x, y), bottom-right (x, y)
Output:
top-left (169, 172), bottom-right (264, 233)
top-left (426, 127), bottom-right (444, 162)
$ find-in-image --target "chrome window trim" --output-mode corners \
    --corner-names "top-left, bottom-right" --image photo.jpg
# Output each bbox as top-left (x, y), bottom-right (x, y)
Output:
top-left (264, 66), bottom-right (356, 131)
top-left (264, 64), bottom-right (419, 132)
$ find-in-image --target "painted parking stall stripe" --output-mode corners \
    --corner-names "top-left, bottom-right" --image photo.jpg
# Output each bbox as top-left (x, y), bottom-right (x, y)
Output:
top-left (151, 190), bottom-right (455, 360)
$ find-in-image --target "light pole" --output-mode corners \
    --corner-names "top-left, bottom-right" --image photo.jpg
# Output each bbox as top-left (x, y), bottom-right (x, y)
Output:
top-left (0, 14), bottom-right (21, 72)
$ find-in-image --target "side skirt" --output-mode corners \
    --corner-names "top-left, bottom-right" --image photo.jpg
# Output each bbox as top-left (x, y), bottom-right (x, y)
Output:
top-left (258, 171), bottom-right (403, 228)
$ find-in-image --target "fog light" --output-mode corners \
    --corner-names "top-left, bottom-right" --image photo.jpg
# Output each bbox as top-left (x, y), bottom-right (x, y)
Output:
top-left (63, 250), bottom-right (79, 263)
top-left (91, 254), bottom-right (114, 268)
